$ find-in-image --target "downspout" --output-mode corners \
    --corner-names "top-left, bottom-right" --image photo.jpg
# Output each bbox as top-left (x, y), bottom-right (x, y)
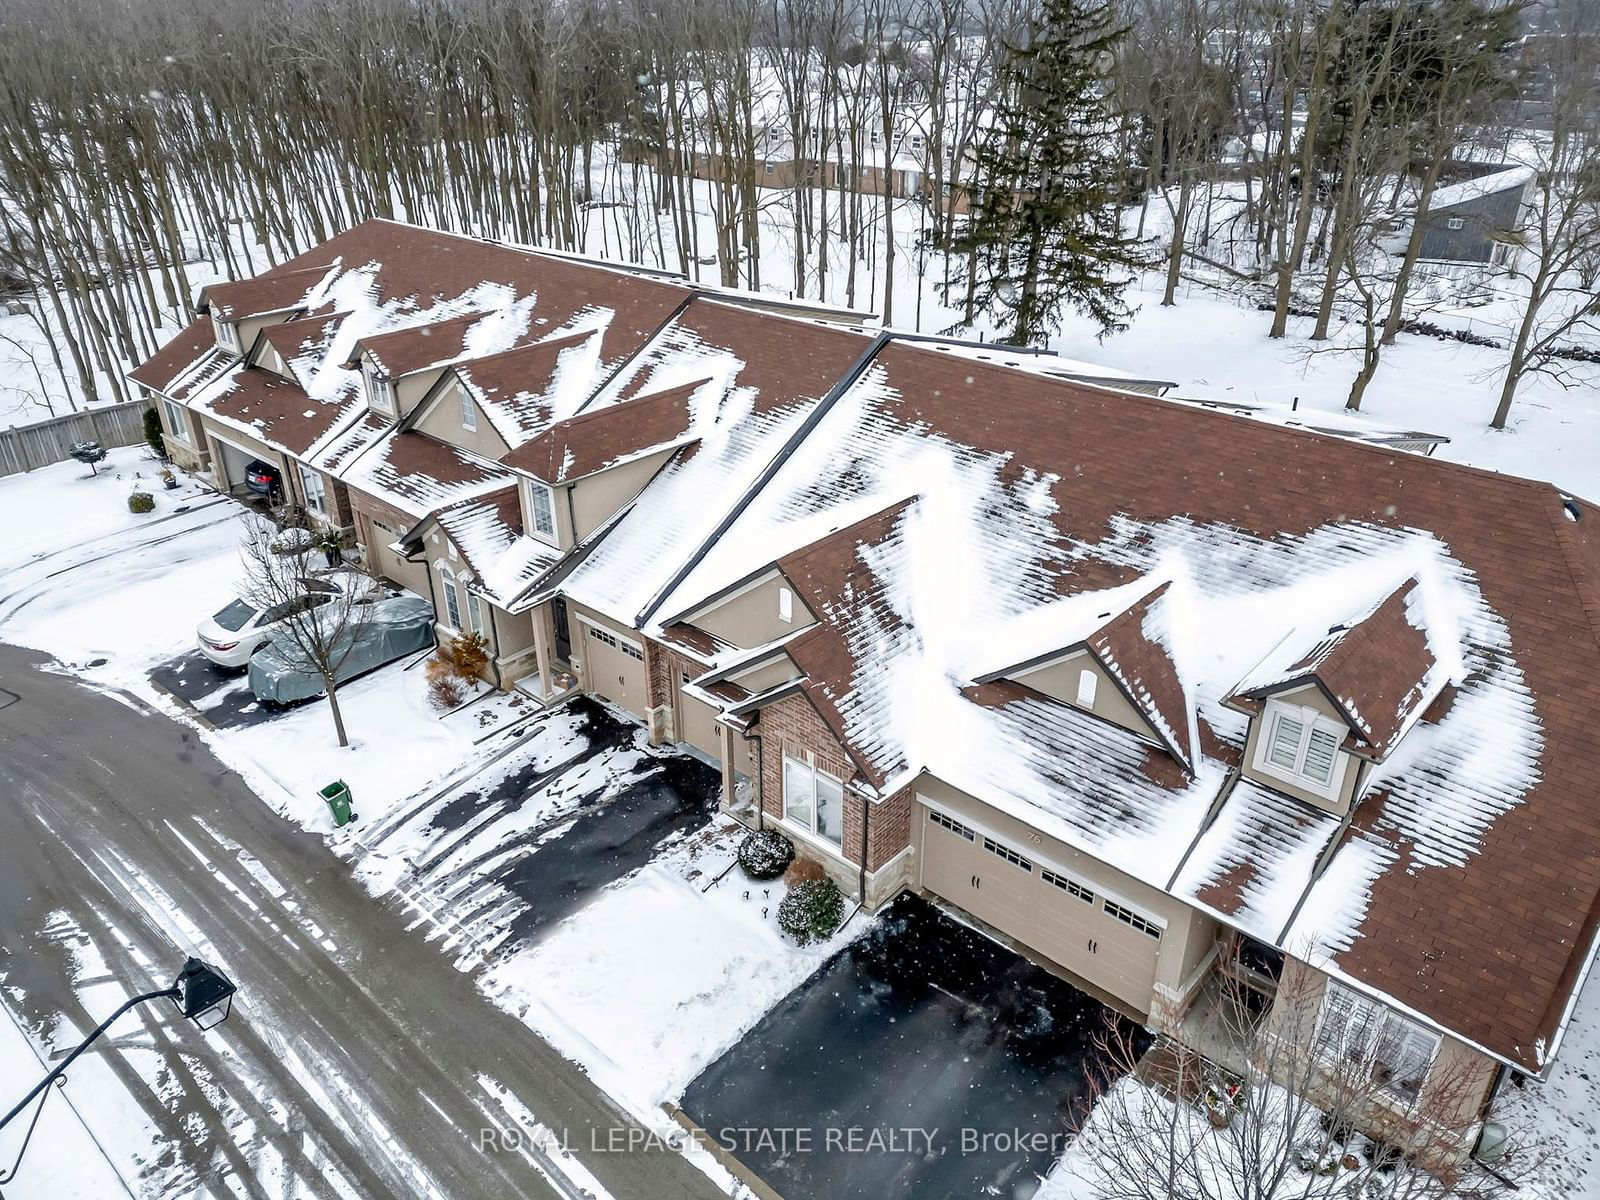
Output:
top-left (486, 600), bottom-right (504, 690)
top-left (749, 728), bottom-right (765, 830)
top-left (858, 788), bottom-right (870, 904)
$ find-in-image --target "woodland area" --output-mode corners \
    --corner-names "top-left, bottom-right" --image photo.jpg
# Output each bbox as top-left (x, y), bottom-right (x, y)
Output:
top-left (0, 0), bottom-right (1595, 425)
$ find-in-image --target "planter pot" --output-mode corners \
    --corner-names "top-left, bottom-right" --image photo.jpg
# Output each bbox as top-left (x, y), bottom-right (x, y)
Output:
top-left (162, 479), bottom-right (179, 490)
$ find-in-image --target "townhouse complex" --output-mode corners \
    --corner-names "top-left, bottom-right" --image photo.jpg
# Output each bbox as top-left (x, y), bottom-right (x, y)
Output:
top-left (132, 220), bottom-right (1600, 1165)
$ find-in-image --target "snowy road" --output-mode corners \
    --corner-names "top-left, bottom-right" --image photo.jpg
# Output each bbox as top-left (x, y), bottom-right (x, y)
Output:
top-left (0, 643), bottom-right (725, 1200)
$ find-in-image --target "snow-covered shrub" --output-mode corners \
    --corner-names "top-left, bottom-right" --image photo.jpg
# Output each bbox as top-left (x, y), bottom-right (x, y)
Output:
top-left (737, 829), bottom-right (794, 880)
top-left (127, 490), bottom-right (154, 514)
top-left (425, 655), bottom-right (466, 711)
top-left (784, 856), bottom-right (826, 886)
top-left (778, 877), bottom-right (844, 946)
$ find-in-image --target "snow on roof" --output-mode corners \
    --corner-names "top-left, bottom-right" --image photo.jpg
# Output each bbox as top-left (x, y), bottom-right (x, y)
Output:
top-left (340, 429), bottom-right (514, 521)
top-left (1429, 165), bottom-right (1535, 213)
top-left (454, 324), bottom-right (609, 450)
top-left (429, 489), bottom-right (563, 606)
top-left (1174, 779), bottom-right (1343, 942)
top-left (617, 337), bottom-right (1581, 1068)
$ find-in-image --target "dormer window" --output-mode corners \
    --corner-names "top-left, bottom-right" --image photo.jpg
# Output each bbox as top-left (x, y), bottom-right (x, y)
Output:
top-left (213, 315), bottom-right (240, 354)
top-left (1075, 669), bottom-right (1097, 707)
top-left (365, 369), bottom-right (395, 416)
top-left (1256, 700), bottom-right (1346, 796)
top-left (778, 586), bottom-right (794, 623)
top-left (525, 480), bottom-right (557, 544)
top-left (460, 390), bottom-right (477, 432)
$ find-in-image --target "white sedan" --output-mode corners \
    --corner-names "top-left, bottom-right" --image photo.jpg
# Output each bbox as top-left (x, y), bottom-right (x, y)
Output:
top-left (196, 579), bottom-right (343, 668)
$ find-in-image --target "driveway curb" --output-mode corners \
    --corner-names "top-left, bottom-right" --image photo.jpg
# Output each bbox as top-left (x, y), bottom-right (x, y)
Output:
top-left (661, 1103), bottom-right (787, 1200)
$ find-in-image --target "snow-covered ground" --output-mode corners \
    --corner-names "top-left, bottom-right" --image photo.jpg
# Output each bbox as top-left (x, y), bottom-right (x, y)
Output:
top-left (485, 821), bottom-right (867, 1118)
top-left (0, 452), bottom-right (868, 1197)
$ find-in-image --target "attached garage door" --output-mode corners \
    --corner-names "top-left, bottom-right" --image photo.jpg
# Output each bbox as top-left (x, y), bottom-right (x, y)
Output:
top-left (676, 673), bottom-right (724, 763)
top-left (366, 517), bottom-right (428, 595)
top-left (919, 804), bottom-right (1164, 1013)
top-left (581, 621), bottom-right (648, 719)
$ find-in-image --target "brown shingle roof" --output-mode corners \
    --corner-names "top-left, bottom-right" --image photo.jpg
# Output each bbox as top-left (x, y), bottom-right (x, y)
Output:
top-left (201, 264), bottom-right (335, 321)
top-left (1083, 583), bottom-right (1196, 770)
top-left (128, 318), bottom-right (215, 393)
top-left (1238, 579), bottom-right (1437, 759)
top-left (504, 380), bottom-right (699, 483)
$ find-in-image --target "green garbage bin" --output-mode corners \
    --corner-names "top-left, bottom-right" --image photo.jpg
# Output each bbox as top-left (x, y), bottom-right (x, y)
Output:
top-left (319, 779), bottom-right (357, 826)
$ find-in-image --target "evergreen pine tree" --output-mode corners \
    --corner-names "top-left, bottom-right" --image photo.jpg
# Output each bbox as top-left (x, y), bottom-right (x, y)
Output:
top-left (942, 0), bottom-right (1146, 344)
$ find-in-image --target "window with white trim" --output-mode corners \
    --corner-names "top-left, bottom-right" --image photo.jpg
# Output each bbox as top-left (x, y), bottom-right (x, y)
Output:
top-left (1042, 869), bottom-right (1094, 903)
top-left (927, 809), bottom-right (975, 841)
top-left (212, 315), bottom-right (240, 352)
top-left (1103, 899), bottom-right (1163, 939)
top-left (438, 564), bottom-right (462, 629)
top-left (1445, 216), bottom-right (1465, 230)
top-left (983, 837), bottom-right (1033, 872)
top-left (298, 464), bottom-right (329, 518)
top-left (1076, 668), bottom-right (1097, 707)
top-left (525, 480), bottom-right (557, 543)
top-left (1255, 700), bottom-right (1346, 795)
top-left (783, 755), bottom-right (844, 847)
top-left (1316, 982), bottom-right (1440, 1104)
top-left (365, 370), bottom-right (395, 415)
top-left (778, 586), bottom-right (794, 623)
top-left (460, 389), bottom-right (477, 431)
top-left (465, 588), bottom-right (486, 638)
top-left (162, 397), bottom-right (188, 443)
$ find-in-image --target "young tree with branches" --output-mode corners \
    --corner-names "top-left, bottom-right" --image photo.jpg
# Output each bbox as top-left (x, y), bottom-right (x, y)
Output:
top-left (239, 512), bottom-right (376, 748)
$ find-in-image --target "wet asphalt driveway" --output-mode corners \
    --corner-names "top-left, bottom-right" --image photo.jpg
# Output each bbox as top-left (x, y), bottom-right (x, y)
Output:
top-left (371, 696), bottom-right (724, 959)
top-left (680, 895), bottom-right (1151, 1200)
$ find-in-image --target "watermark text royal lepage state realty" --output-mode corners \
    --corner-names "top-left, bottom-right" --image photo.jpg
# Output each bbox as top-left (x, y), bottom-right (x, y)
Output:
top-left (478, 1123), bottom-right (1071, 1157)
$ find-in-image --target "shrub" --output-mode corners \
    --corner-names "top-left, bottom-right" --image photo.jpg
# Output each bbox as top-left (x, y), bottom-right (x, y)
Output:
top-left (425, 655), bottom-right (466, 711)
top-left (777, 877), bottom-right (844, 946)
top-left (738, 828), bottom-right (794, 880)
top-left (143, 407), bottom-right (167, 459)
top-left (446, 631), bottom-right (491, 679)
top-left (784, 857), bottom-right (827, 886)
top-left (127, 490), bottom-right (155, 514)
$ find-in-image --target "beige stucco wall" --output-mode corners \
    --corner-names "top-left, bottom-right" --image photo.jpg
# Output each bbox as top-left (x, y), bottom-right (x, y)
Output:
top-left (1240, 684), bottom-right (1362, 814)
top-left (914, 774), bottom-right (1219, 1019)
top-left (1018, 650), bottom-right (1160, 745)
top-left (412, 378), bottom-right (510, 460)
top-left (728, 654), bottom-right (803, 694)
top-left (567, 448), bottom-right (676, 541)
top-left (1260, 960), bottom-right (1498, 1163)
top-left (691, 572), bottom-right (815, 650)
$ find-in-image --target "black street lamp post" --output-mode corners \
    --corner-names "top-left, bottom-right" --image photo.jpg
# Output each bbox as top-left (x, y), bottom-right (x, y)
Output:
top-left (0, 957), bottom-right (237, 1182)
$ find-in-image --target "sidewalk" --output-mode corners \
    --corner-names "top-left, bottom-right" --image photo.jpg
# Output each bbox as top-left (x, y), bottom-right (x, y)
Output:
top-left (0, 1003), bottom-right (136, 1200)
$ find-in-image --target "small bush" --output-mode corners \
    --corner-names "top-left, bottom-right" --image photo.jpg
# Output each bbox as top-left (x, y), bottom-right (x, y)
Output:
top-left (784, 857), bottom-right (827, 886)
top-left (738, 829), bottom-right (794, 880)
top-left (777, 877), bottom-right (844, 946)
top-left (127, 490), bottom-right (155, 514)
top-left (425, 654), bottom-right (466, 711)
top-left (446, 631), bottom-right (491, 679)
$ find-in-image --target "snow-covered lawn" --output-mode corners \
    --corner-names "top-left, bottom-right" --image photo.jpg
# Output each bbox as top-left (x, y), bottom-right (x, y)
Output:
top-left (484, 819), bottom-right (867, 1119)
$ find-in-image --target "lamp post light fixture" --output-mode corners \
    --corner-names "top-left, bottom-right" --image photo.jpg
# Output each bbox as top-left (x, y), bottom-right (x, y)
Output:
top-left (0, 957), bottom-right (237, 1180)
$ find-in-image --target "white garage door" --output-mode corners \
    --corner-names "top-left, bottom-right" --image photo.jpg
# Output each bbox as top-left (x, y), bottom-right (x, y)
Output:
top-left (580, 621), bottom-right (648, 720)
top-left (919, 804), bottom-right (1164, 1013)
top-left (675, 672), bottom-right (724, 763)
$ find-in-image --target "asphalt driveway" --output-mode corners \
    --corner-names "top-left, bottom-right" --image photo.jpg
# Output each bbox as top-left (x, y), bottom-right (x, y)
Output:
top-left (149, 648), bottom-right (276, 728)
top-left (370, 696), bottom-right (724, 958)
top-left (680, 894), bottom-right (1151, 1200)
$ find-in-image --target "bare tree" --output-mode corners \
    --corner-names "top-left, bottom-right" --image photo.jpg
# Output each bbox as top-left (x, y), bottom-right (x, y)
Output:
top-left (1488, 3), bottom-right (1600, 429)
top-left (1068, 956), bottom-right (1535, 1199)
top-left (238, 511), bottom-right (375, 748)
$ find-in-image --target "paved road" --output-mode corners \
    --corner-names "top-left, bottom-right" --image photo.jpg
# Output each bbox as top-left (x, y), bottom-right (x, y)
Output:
top-left (0, 643), bottom-right (725, 1200)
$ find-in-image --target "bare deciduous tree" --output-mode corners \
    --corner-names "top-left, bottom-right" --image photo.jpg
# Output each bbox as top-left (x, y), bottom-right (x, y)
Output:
top-left (239, 512), bottom-right (375, 748)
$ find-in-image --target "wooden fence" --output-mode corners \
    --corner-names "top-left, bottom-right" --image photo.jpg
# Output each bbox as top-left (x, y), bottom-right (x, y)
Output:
top-left (0, 401), bottom-right (151, 477)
